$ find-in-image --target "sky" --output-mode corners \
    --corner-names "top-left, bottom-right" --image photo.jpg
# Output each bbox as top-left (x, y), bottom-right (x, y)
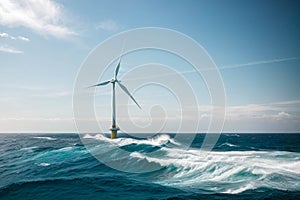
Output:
top-left (0, 0), bottom-right (300, 133)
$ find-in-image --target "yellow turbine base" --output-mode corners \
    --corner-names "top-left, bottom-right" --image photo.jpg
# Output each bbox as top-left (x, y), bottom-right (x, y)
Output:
top-left (111, 130), bottom-right (117, 139)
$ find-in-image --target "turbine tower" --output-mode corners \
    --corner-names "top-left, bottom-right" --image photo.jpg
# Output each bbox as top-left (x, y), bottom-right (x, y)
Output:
top-left (89, 59), bottom-right (141, 139)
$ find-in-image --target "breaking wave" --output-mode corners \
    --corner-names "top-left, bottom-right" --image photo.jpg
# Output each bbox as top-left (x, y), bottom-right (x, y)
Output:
top-left (82, 134), bottom-right (300, 194)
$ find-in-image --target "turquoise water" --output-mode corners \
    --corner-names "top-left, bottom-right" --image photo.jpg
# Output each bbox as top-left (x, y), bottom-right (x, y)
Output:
top-left (0, 133), bottom-right (299, 199)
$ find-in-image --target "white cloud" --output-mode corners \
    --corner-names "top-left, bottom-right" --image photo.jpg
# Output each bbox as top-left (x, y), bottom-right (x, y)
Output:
top-left (96, 20), bottom-right (119, 31)
top-left (17, 36), bottom-right (29, 41)
top-left (182, 101), bottom-right (300, 132)
top-left (194, 100), bottom-right (300, 121)
top-left (0, 32), bottom-right (9, 37)
top-left (0, 45), bottom-right (23, 53)
top-left (271, 100), bottom-right (300, 106)
top-left (228, 102), bottom-right (300, 120)
top-left (0, 31), bottom-right (29, 41)
top-left (0, 0), bottom-right (76, 38)
top-left (272, 111), bottom-right (291, 120)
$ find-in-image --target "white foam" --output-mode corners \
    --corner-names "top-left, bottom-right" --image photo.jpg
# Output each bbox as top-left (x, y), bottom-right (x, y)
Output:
top-left (220, 142), bottom-right (239, 147)
top-left (33, 136), bottom-right (56, 141)
top-left (223, 183), bottom-right (256, 194)
top-left (20, 146), bottom-right (38, 151)
top-left (82, 133), bottom-right (300, 193)
top-left (54, 146), bottom-right (73, 152)
top-left (83, 134), bottom-right (107, 140)
top-left (130, 147), bottom-right (300, 193)
top-left (37, 162), bottom-right (50, 167)
top-left (82, 134), bottom-right (179, 147)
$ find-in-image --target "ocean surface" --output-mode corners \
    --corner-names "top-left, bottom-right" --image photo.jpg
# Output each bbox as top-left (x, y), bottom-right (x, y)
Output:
top-left (0, 133), bottom-right (299, 200)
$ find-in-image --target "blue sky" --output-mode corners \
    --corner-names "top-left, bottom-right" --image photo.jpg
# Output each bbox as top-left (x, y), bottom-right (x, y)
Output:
top-left (0, 0), bottom-right (299, 133)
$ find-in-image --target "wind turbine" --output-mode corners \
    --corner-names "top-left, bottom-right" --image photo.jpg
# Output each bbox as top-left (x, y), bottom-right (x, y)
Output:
top-left (89, 59), bottom-right (141, 139)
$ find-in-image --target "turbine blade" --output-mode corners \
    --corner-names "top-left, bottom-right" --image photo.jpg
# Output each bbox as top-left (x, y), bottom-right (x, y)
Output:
top-left (87, 80), bottom-right (110, 88)
top-left (115, 62), bottom-right (120, 79)
top-left (117, 82), bottom-right (141, 109)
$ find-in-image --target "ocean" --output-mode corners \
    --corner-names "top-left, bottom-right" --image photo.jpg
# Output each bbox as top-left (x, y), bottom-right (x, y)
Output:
top-left (0, 133), bottom-right (299, 200)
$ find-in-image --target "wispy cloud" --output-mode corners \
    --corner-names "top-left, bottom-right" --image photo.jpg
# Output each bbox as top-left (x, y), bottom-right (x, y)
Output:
top-left (96, 20), bottom-right (119, 32)
top-left (0, 32), bottom-right (29, 41)
top-left (0, 45), bottom-right (23, 53)
top-left (31, 90), bottom-right (72, 98)
top-left (0, 0), bottom-right (76, 38)
top-left (220, 56), bottom-right (300, 70)
top-left (1, 84), bottom-right (51, 91)
top-left (124, 56), bottom-right (300, 82)
top-left (17, 36), bottom-right (29, 41)
top-left (0, 117), bottom-right (73, 121)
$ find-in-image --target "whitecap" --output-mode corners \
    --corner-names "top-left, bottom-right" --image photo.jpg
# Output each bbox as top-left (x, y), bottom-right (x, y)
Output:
top-left (83, 133), bottom-right (300, 194)
top-left (219, 142), bottom-right (239, 147)
top-left (54, 146), bottom-right (73, 152)
top-left (20, 146), bottom-right (39, 151)
top-left (37, 162), bottom-right (51, 167)
top-left (130, 147), bottom-right (300, 193)
top-left (223, 183), bottom-right (256, 194)
top-left (83, 133), bottom-right (180, 147)
top-left (33, 136), bottom-right (56, 141)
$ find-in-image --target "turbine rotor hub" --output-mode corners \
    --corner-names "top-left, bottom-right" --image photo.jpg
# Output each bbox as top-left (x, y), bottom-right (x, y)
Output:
top-left (110, 78), bottom-right (120, 83)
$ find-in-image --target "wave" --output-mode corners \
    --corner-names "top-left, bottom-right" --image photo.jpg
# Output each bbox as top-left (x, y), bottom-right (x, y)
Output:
top-left (0, 175), bottom-right (188, 200)
top-left (20, 146), bottom-right (39, 152)
top-left (81, 134), bottom-right (300, 194)
top-left (132, 148), bottom-right (300, 193)
top-left (218, 142), bottom-right (239, 148)
top-left (83, 133), bottom-right (180, 147)
top-left (224, 133), bottom-right (240, 137)
top-left (37, 162), bottom-right (51, 167)
top-left (1, 177), bottom-right (299, 200)
top-left (32, 136), bottom-right (57, 141)
top-left (0, 176), bottom-right (107, 193)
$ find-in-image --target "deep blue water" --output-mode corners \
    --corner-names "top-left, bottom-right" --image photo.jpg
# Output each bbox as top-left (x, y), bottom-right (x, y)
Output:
top-left (0, 133), bottom-right (299, 199)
